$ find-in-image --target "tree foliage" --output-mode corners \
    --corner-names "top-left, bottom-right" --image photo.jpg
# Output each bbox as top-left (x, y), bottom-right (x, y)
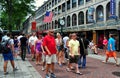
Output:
top-left (0, 0), bottom-right (36, 32)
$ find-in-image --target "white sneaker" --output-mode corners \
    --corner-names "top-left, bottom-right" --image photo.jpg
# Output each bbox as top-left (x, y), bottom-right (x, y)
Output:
top-left (102, 61), bottom-right (107, 63)
top-left (42, 67), bottom-right (45, 71)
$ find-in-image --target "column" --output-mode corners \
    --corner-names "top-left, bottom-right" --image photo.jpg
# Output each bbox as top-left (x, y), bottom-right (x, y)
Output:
top-left (84, 10), bottom-right (87, 26)
top-left (93, 7), bottom-right (96, 24)
top-left (103, 5), bottom-right (106, 23)
top-left (84, 0), bottom-right (86, 6)
top-left (116, 0), bottom-right (119, 17)
top-left (76, 0), bottom-right (78, 8)
top-left (93, 30), bottom-right (97, 44)
top-left (70, 15), bottom-right (72, 28)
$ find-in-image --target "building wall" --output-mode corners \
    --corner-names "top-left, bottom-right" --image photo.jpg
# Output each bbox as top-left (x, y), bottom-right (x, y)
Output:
top-left (23, 0), bottom-right (120, 50)
top-left (29, 0), bottom-right (120, 32)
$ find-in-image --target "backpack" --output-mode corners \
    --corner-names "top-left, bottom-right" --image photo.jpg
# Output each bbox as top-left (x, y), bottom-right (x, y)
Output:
top-left (0, 39), bottom-right (11, 54)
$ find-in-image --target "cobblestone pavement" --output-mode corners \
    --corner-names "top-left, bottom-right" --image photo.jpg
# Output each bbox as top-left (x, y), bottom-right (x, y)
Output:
top-left (27, 49), bottom-right (120, 78)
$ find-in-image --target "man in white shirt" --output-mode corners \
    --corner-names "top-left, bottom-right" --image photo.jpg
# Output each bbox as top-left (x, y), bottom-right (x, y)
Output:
top-left (29, 32), bottom-right (38, 60)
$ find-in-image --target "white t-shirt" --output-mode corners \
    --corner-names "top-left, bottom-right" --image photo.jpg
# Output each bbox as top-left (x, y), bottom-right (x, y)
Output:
top-left (55, 38), bottom-right (62, 46)
top-left (63, 36), bottom-right (69, 48)
top-left (29, 36), bottom-right (38, 45)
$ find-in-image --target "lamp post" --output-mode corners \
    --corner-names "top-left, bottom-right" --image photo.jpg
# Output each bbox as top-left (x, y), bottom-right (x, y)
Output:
top-left (58, 18), bottom-right (65, 36)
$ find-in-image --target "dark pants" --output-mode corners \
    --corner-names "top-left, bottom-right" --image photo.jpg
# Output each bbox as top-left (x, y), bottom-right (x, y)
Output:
top-left (78, 54), bottom-right (86, 68)
top-left (21, 46), bottom-right (26, 60)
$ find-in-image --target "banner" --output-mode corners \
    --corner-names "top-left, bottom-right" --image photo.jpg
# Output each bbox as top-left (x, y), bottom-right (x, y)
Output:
top-left (31, 21), bottom-right (36, 30)
top-left (87, 6), bottom-right (94, 22)
top-left (110, 0), bottom-right (116, 16)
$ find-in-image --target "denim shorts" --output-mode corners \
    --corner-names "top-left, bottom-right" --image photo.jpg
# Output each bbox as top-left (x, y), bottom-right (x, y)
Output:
top-left (2, 51), bottom-right (14, 61)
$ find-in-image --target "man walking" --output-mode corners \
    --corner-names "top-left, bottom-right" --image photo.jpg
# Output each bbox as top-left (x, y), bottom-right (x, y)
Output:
top-left (78, 33), bottom-right (89, 68)
top-left (68, 33), bottom-right (82, 75)
top-left (29, 32), bottom-right (38, 61)
top-left (20, 34), bottom-right (27, 61)
top-left (102, 33), bottom-right (119, 66)
top-left (1, 33), bottom-right (17, 75)
top-left (43, 30), bottom-right (57, 78)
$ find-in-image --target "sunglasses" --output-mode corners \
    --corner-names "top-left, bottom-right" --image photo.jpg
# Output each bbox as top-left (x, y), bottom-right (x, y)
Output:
top-left (50, 31), bottom-right (54, 33)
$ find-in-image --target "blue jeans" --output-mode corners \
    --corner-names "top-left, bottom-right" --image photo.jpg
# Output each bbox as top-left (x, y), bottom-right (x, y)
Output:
top-left (27, 45), bottom-right (30, 54)
top-left (78, 54), bottom-right (86, 68)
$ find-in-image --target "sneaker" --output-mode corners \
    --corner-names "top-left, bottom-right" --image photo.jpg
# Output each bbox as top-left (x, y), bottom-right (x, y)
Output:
top-left (116, 63), bottom-right (119, 66)
top-left (50, 73), bottom-right (56, 78)
top-left (59, 64), bottom-right (62, 67)
top-left (13, 67), bottom-right (18, 72)
top-left (4, 72), bottom-right (9, 75)
top-left (45, 74), bottom-right (50, 78)
top-left (66, 68), bottom-right (71, 72)
top-left (42, 67), bottom-right (45, 71)
top-left (102, 61), bottom-right (107, 63)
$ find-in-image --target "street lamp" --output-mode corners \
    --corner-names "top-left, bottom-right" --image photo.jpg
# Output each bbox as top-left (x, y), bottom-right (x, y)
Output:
top-left (58, 18), bottom-right (65, 36)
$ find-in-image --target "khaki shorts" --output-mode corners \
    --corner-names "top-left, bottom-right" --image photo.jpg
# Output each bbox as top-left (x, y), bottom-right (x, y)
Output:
top-left (42, 53), bottom-right (46, 62)
top-left (46, 54), bottom-right (57, 64)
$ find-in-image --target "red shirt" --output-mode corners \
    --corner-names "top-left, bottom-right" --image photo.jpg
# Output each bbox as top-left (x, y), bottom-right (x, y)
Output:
top-left (43, 35), bottom-right (57, 55)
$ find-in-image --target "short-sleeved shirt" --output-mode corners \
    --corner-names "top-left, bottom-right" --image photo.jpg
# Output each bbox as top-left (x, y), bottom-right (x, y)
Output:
top-left (63, 36), bottom-right (69, 48)
top-left (43, 35), bottom-right (57, 55)
top-left (107, 37), bottom-right (116, 51)
top-left (20, 36), bottom-right (27, 46)
top-left (103, 39), bottom-right (108, 45)
top-left (68, 39), bottom-right (80, 55)
top-left (29, 36), bottom-right (38, 45)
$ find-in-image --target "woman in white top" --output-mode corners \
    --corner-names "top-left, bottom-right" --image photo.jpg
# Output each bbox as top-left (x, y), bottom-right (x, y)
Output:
top-left (89, 40), bottom-right (98, 54)
top-left (55, 33), bottom-right (64, 66)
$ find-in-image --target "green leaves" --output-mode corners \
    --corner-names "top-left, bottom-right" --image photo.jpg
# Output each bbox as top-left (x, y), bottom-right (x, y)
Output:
top-left (0, 0), bottom-right (36, 31)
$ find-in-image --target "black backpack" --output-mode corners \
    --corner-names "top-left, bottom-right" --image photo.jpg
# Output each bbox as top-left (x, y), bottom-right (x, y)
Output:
top-left (0, 39), bottom-right (11, 54)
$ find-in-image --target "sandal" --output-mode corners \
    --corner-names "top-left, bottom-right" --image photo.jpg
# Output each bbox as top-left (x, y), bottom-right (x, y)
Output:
top-left (66, 68), bottom-right (71, 72)
top-left (70, 67), bottom-right (75, 70)
top-left (4, 72), bottom-right (9, 75)
top-left (75, 72), bottom-right (83, 75)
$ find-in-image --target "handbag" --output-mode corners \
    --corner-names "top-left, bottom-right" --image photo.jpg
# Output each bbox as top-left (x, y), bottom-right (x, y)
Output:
top-left (81, 38), bottom-right (88, 55)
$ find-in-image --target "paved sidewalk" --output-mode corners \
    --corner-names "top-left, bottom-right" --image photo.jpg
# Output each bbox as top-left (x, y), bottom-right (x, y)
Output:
top-left (0, 54), bottom-right (42, 78)
top-left (28, 52), bottom-right (120, 78)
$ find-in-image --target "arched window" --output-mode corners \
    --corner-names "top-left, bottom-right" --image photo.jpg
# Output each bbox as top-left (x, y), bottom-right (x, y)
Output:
top-left (96, 5), bottom-right (104, 22)
top-left (72, 14), bottom-right (77, 26)
top-left (67, 16), bottom-right (71, 27)
top-left (78, 12), bottom-right (84, 25)
top-left (119, 2), bottom-right (120, 18)
top-left (106, 2), bottom-right (110, 20)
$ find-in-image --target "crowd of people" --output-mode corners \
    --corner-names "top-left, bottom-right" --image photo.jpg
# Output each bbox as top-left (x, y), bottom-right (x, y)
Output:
top-left (0, 30), bottom-right (119, 78)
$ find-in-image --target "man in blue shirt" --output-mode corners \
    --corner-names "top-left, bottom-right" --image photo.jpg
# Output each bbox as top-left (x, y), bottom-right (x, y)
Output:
top-left (102, 33), bottom-right (119, 66)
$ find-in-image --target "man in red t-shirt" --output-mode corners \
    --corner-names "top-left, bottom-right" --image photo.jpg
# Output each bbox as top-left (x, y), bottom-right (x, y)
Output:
top-left (43, 30), bottom-right (57, 78)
